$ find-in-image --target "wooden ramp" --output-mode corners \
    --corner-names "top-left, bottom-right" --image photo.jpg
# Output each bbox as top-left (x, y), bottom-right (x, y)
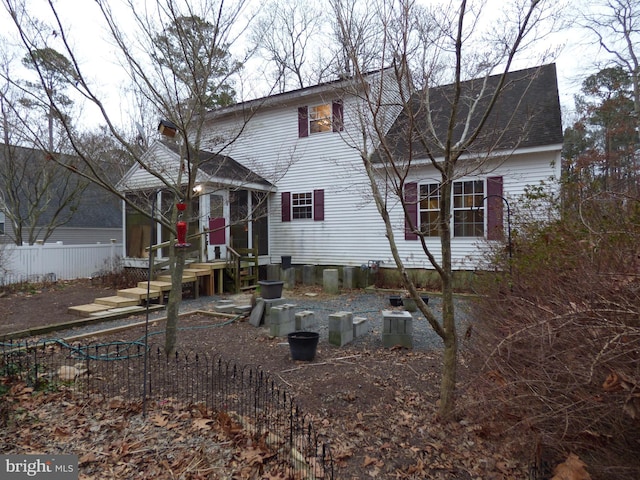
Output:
top-left (67, 262), bottom-right (222, 318)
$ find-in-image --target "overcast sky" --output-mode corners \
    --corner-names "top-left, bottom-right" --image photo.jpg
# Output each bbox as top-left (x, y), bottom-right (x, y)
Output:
top-left (0, 0), bottom-right (615, 130)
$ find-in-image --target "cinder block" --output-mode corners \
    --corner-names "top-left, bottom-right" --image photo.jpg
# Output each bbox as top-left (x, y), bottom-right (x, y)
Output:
top-left (269, 305), bottom-right (295, 337)
top-left (295, 310), bottom-right (316, 330)
top-left (262, 298), bottom-right (287, 326)
top-left (343, 266), bottom-right (355, 289)
top-left (281, 267), bottom-right (295, 289)
top-left (302, 265), bottom-right (316, 285)
top-left (329, 329), bottom-right (354, 347)
top-left (328, 311), bottom-right (353, 346)
top-left (323, 269), bottom-right (339, 294)
top-left (353, 317), bottom-right (369, 338)
top-left (328, 311), bottom-right (353, 332)
top-left (382, 333), bottom-right (413, 348)
top-left (214, 303), bottom-right (236, 313)
top-left (382, 310), bottom-right (413, 348)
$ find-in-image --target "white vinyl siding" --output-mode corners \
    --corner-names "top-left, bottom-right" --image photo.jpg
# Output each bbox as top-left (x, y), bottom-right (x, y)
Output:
top-left (201, 76), bottom-right (561, 270)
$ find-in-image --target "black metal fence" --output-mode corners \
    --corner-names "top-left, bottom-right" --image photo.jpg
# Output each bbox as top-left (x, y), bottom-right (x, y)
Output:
top-left (1, 339), bottom-right (334, 478)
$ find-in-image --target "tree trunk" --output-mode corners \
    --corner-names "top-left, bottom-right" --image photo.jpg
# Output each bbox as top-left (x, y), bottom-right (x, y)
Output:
top-left (438, 178), bottom-right (457, 420)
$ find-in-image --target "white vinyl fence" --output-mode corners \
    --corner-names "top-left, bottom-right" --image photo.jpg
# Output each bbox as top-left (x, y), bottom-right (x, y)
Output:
top-left (0, 241), bottom-right (123, 286)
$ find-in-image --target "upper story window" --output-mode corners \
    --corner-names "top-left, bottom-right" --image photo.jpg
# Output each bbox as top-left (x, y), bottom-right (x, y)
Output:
top-left (309, 104), bottom-right (332, 134)
top-left (0, 210), bottom-right (5, 235)
top-left (298, 101), bottom-right (344, 137)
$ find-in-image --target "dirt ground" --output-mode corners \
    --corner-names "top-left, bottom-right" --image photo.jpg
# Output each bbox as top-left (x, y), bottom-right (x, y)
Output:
top-left (0, 280), bottom-right (532, 479)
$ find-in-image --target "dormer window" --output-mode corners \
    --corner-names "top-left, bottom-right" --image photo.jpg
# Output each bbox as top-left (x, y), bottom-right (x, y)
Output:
top-left (298, 101), bottom-right (344, 137)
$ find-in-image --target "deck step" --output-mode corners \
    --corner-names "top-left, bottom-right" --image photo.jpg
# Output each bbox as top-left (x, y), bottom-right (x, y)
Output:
top-left (68, 303), bottom-right (113, 317)
top-left (137, 280), bottom-right (173, 291)
top-left (183, 268), bottom-right (212, 277)
top-left (94, 296), bottom-right (141, 308)
top-left (158, 274), bottom-right (197, 283)
top-left (117, 287), bottom-right (162, 301)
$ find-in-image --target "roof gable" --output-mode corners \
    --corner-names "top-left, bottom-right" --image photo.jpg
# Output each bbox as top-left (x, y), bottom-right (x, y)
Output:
top-left (117, 140), bottom-right (272, 192)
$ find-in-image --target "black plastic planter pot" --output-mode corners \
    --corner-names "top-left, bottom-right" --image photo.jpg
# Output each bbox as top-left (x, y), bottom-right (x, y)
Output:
top-left (288, 331), bottom-right (319, 361)
top-left (389, 295), bottom-right (403, 307)
top-left (258, 280), bottom-right (284, 299)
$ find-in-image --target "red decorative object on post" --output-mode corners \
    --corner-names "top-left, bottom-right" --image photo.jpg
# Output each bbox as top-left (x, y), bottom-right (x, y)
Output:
top-left (175, 202), bottom-right (191, 248)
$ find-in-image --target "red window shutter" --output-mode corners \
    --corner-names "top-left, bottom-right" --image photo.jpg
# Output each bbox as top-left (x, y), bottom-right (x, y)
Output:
top-left (313, 189), bottom-right (324, 221)
top-left (404, 182), bottom-right (418, 240)
top-left (486, 176), bottom-right (504, 240)
top-left (281, 192), bottom-right (291, 222)
top-left (298, 106), bottom-right (309, 138)
top-left (332, 101), bottom-right (344, 132)
top-left (208, 217), bottom-right (226, 245)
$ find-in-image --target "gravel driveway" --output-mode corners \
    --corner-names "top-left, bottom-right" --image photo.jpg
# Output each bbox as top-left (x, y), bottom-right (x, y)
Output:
top-left (53, 289), bottom-right (475, 352)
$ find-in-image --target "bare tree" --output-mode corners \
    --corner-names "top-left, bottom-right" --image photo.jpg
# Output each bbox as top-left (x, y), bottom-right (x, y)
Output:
top-left (1, 0), bottom-right (272, 355)
top-left (334, 0), bottom-right (562, 420)
top-left (580, 0), bottom-right (640, 134)
top-left (251, 0), bottom-right (325, 91)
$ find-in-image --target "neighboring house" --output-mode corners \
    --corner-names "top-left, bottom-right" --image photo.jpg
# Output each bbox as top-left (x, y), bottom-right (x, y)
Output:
top-left (119, 64), bottom-right (562, 272)
top-left (0, 143), bottom-right (122, 245)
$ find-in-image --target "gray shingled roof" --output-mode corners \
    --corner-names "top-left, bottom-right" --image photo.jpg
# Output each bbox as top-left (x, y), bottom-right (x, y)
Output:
top-left (0, 143), bottom-right (121, 229)
top-left (161, 141), bottom-right (273, 187)
top-left (379, 63), bottom-right (563, 160)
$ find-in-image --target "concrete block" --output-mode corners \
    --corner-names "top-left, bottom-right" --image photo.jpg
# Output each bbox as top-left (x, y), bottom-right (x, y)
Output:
top-left (329, 329), bottom-right (353, 347)
top-left (353, 316), bottom-right (369, 338)
top-left (266, 264), bottom-right (280, 281)
top-left (343, 266), bottom-right (355, 289)
top-left (214, 303), bottom-right (236, 313)
top-left (295, 310), bottom-right (316, 330)
top-left (262, 298), bottom-right (287, 325)
top-left (382, 333), bottom-right (413, 348)
top-left (269, 305), bottom-right (295, 337)
top-left (281, 267), bottom-right (295, 289)
top-left (302, 265), bottom-right (316, 285)
top-left (249, 299), bottom-right (265, 327)
top-left (382, 310), bottom-right (413, 348)
top-left (328, 311), bottom-right (353, 332)
top-left (328, 311), bottom-right (353, 346)
top-left (233, 305), bottom-right (252, 315)
top-left (323, 269), bottom-right (339, 294)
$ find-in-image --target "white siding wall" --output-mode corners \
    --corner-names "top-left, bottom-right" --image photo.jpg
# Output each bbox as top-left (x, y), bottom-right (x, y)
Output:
top-left (203, 93), bottom-right (561, 271)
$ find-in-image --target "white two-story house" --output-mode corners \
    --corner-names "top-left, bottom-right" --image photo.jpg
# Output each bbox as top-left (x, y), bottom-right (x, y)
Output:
top-left (118, 63), bottom-right (563, 277)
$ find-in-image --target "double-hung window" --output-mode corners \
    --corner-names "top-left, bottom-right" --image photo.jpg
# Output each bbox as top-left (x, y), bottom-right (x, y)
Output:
top-left (292, 192), bottom-right (313, 219)
top-left (419, 184), bottom-right (440, 237)
top-left (0, 210), bottom-right (4, 235)
top-left (309, 104), bottom-right (332, 134)
top-left (415, 180), bottom-right (485, 238)
top-left (452, 180), bottom-right (484, 237)
top-left (298, 101), bottom-right (344, 137)
top-left (281, 190), bottom-right (325, 222)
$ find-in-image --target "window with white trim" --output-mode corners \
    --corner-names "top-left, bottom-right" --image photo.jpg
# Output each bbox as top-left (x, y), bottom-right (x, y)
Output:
top-left (419, 184), bottom-right (440, 237)
top-left (309, 104), bottom-right (332, 134)
top-left (452, 180), bottom-right (484, 237)
top-left (417, 180), bottom-right (485, 237)
top-left (292, 192), bottom-right (313, 219)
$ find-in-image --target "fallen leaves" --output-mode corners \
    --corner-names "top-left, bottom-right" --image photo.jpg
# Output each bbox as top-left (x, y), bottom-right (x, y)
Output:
top-left (0, 381), bottom-right (288, 479)
top-left (551, 454), bottom-right (592, 480)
